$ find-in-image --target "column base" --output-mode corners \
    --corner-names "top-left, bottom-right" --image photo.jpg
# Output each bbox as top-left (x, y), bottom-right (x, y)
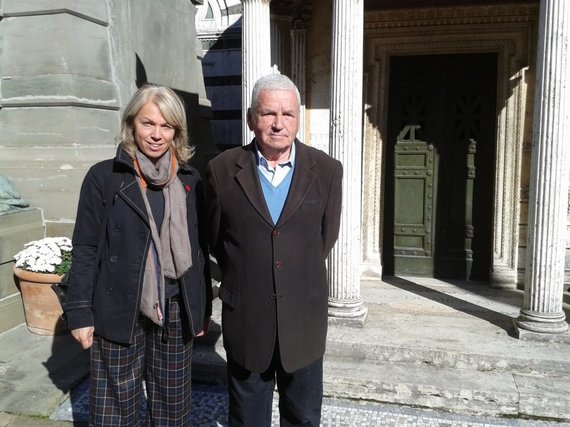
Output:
top-left (514, 309), bottom-right (569, 340)
top-left (490, 268), bottom-right (518, 289)
top-left (328, 298), bottom-right (368, 328)
top-left (361, 261), bottom-right (383, 279)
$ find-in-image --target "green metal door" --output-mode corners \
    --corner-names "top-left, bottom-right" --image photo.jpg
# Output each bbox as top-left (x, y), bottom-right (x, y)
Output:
top-left (393, 125), bottom-right (436, 276)
top-left (384, 53), bottom-right (497, 280)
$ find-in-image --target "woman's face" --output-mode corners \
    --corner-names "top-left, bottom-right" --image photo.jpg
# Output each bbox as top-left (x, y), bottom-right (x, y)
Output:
top-left (133, 101), bottom-right (176, 162)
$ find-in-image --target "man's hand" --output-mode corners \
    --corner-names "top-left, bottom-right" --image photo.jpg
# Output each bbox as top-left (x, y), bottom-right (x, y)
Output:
top-left (196, 317), bottom-right (211, 337)
top-left (71, 326), bottom-right (94, 349)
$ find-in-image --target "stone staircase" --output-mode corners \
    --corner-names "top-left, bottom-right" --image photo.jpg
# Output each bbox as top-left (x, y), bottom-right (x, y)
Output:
top-left (323, 333), bottom-right (570, 421)
top-left (193, 278), bottom-right (570, 423)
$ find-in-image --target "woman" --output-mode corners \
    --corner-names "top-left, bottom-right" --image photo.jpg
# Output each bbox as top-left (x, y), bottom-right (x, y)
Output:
top-left (65, 84), bottom-right (212, 426)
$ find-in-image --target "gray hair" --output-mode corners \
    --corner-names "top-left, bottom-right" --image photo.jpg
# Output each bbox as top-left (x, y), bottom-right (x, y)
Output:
top-left (250, 74), bottom-right (301, 112)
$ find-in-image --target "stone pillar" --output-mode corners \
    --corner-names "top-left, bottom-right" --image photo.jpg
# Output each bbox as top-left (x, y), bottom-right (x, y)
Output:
top-left (327, 0), bottom-right (367, 326)
top-left (271, 16), bottom-right (290, 74)
top-left (291, 23), bottom-right (306, 143)
top-left (242, 0), bottom-right (272, 145)
top-left (514, 0), bottom-right (570, 338)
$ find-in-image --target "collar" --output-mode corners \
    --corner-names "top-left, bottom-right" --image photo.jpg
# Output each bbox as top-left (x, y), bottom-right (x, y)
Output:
top-left (255, 140), bottom-right (296, 171)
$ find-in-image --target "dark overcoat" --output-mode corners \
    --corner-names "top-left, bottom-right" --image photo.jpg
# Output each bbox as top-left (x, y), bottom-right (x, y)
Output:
top-left (65, 147), bottom-right (212, 345)
top-left (206, 140), bottom-right (342, 373)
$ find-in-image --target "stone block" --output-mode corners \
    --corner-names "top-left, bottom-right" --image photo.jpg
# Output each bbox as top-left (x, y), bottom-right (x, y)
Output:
top-left (0, 208), bottom-right (45, 334)
top-left (0, 208), bottom-right (45, 265)
top-left (2, 14), bottom-right (111, 80)
top-left (2, 0), bottom-right (109, 25)
top-left (0, 293), bottom-right (26, 334)
top-left (0, 108), bottom-right (120, 147)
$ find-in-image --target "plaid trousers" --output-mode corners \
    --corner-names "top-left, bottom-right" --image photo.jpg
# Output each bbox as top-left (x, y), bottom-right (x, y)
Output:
top-left (89, 298), bottom-right (193, 427)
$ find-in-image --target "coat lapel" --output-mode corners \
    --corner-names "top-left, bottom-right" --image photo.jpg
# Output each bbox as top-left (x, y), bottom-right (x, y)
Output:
top-left (118, 177), bottom-right (149, 225)
top-left (277, 140), bottom-right (316, 226)
top-left (234, 140), bottom-right (317, 227)
top-left (114, 150), bottom-right (150, 225)
top-left (234, 143), bottom-right (274, 226)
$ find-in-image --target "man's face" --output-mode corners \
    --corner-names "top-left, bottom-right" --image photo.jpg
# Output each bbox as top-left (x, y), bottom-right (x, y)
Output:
top-left (248, 89), bottom-right (300, 159)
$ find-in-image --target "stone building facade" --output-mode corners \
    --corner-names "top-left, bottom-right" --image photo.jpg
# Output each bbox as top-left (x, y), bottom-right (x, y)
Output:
top-left (0, 0), bottom-right (567, 338)
top-left (197, 0), bottom-right (570, 336)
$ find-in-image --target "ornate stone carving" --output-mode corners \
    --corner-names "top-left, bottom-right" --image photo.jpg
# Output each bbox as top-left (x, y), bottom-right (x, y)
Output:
top-left (366, 5), bottom-right (539, 29)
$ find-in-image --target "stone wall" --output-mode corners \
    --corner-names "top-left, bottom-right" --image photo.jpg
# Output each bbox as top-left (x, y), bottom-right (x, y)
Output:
top-left (0, 0), bottom-right (212, 334)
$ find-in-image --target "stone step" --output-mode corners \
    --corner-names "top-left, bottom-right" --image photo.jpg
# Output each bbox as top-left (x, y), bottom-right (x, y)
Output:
top-left (191, 324), bottom-right (570, 422)
top-left (324, 338), bottom-right (570, 374)
top-left (191, 344), bottom-right (570, 421)
top-left (322, 356), bottom-right (570, 422)
top-left (192, 330), bottom-right (570, 381)
top-left (191, 288), bottom-right (570, 422)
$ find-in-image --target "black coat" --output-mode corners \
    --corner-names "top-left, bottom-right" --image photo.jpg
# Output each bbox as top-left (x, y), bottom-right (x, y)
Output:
top-left (65, 148), bottom-right (212, 345)
top-left (206, 140), bottom-right (342, 373)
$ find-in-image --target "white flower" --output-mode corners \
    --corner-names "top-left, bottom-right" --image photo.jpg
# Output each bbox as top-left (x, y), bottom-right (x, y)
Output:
top-left (14, 237), bottom-right (72, 275)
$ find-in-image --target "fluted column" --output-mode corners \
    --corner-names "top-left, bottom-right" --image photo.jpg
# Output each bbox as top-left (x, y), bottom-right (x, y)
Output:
top-left (271, 16), bottom-right (289, 74)
top-left (327, 0), bottom-right (367, 326)
top-left (514, 0), bottom-right (570, 338)
top-left (291, 23), bottom-right (306, 143)
top-left (242, 0), bottom-right (271, 145)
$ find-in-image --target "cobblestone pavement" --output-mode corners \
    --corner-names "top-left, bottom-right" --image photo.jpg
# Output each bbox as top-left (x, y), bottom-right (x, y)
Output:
top-left (50, 380), bottom-right (566, 426)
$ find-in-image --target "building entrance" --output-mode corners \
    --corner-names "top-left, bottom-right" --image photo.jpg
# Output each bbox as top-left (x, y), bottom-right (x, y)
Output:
top-left (383, 53), bottom-right (497, 280)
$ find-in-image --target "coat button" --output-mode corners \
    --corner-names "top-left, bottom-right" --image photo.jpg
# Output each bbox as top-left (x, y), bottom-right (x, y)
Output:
top-left (270, 293), bottom-right (277, 300)
top-left (272, 229), bottom-right (280, 236)
top-left (110, 255), bottom-right (118, 263)
top-left (274, 260), bottom-right (282, 269)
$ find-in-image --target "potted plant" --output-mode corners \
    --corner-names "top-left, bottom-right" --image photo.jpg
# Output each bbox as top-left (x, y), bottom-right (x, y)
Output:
top-left (13, 236), bottom-right (72, 335)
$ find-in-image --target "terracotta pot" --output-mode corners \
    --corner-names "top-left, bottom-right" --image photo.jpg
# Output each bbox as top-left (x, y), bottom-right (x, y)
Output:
top-left (13, 266), bottom-right (66, 335)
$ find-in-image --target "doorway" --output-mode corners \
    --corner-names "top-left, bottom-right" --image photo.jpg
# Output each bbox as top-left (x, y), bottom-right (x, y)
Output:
top-left (383, 53), bottom-right (497, 281)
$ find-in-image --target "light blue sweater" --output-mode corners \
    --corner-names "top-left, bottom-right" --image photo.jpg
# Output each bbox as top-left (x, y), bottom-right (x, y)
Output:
top-left (258, 167), bottom-right (294, 224)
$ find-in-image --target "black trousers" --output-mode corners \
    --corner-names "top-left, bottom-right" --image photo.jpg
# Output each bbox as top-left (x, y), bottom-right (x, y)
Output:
top-left (226, 342), bottom-right (323, 427)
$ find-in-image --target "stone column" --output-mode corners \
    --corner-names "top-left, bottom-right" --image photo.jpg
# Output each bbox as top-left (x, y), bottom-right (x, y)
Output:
top-left (242, 0), bottom-right (272, 145)
top-left (271, 16), bottom-right (290, 74)
top-left (327, 0), bottom-right (367, 326)
top-left (514, 0), bottom-right (570, 338)
top-left (291, 22), bottom-right (306, 143)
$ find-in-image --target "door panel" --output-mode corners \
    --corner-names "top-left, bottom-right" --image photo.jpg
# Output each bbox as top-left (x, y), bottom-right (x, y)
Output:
top-left (384, 53), bottom-right (497, 280)
top-left (393, 126), bottom-right (436, 276)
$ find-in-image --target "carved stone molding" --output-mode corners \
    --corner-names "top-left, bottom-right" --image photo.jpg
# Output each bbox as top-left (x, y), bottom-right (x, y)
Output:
top-left (366, 5), bottom-right (538, 29)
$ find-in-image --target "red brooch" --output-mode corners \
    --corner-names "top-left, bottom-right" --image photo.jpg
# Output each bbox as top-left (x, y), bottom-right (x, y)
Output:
top-left (184, 184), bottom-right (191, 193)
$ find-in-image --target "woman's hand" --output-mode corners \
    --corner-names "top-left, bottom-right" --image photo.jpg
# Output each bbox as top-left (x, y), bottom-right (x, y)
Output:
top-left (71, 326), bottom-right (94, 349)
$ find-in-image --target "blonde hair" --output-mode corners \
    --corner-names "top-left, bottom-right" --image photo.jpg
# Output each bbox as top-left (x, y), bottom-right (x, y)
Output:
top-left (119, 84), bottom-right (194, 165)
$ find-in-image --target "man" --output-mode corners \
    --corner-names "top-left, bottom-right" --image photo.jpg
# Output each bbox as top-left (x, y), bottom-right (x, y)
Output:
top-left (206, 74), bottom-right (342, 427)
